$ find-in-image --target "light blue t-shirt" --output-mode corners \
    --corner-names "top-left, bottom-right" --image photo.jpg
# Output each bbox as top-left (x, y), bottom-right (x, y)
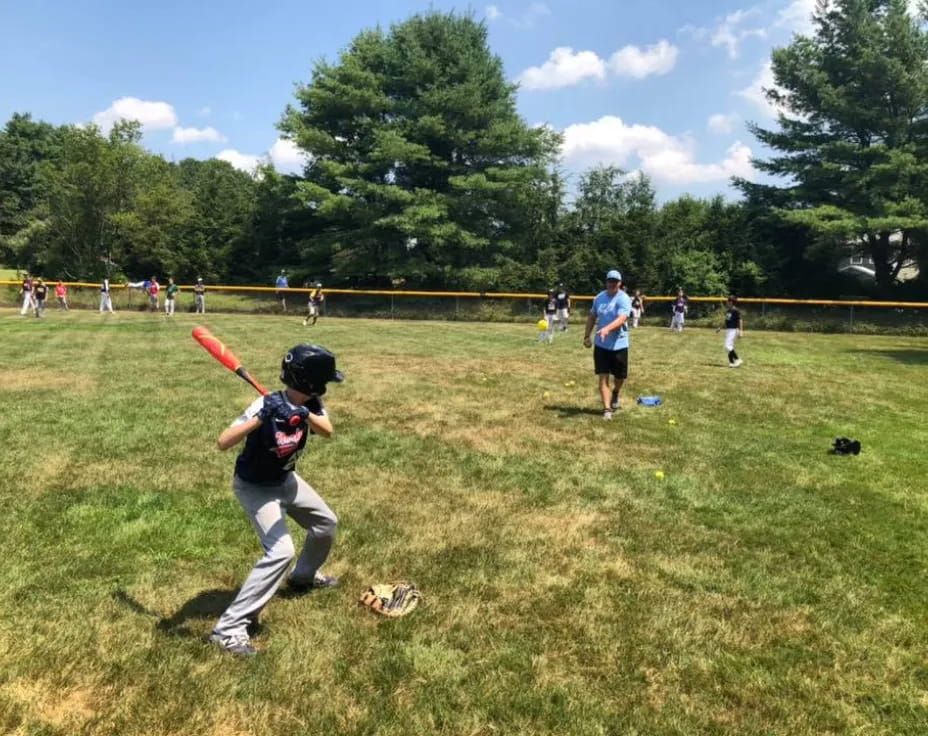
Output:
top-left (590, 289), bottom-right (632, 350)
top-left (276, 275), bottom-right (288, 288)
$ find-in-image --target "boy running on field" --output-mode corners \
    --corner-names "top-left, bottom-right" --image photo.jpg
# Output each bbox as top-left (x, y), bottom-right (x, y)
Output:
top-left (554, 283), bottom-right (570, 332)
top-left (303, 282), bottom-right (324, 327)
top-left (538, 289), bottom-right (557, 343)
top-left (210, 344), bottom-right (343, 656)
top-left (720, 295), bottom-right (744, 367)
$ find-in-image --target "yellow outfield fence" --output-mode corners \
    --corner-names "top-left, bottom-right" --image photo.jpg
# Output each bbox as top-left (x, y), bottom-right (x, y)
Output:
top-left (3, 280), bottom-right (928, 333)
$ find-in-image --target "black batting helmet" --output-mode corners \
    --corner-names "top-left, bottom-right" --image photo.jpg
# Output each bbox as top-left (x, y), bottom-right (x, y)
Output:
top-left (280, 344), bottom-right (344, 394)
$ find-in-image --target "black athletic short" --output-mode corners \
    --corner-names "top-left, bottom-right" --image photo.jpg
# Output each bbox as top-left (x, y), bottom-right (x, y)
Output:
top-left (593, 346), bottom-right (628, 379)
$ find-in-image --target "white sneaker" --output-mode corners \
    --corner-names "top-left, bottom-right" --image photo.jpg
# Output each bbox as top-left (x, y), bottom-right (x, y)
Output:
top-left (733, 359), bottom-right (743, 367)
top-left (209, 632), bottom-right (257, 657)
top-left (602, 409), bottom-right (614, 421)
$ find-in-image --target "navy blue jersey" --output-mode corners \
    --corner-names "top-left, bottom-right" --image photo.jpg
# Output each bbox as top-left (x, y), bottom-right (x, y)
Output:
top-left (233, 391), bottom-right (324, 484)
top-left (724, 306), bottom-right (741, 329)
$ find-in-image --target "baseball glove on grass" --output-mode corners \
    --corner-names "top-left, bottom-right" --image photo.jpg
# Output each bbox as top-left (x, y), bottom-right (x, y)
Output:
top-left (359, 583), bottom-right (421, 618)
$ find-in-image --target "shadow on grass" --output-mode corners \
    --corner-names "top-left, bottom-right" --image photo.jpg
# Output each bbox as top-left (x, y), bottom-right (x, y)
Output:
top-left (543, 404), bottom-right (604, 418)
top-left (113, 587), bottom-right (245, 638)
top-left (846, 348), bottom-right (928, 365)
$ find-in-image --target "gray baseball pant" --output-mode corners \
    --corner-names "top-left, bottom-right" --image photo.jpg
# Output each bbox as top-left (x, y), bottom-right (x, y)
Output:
top-left (213, 472), bottom-right (337, 638)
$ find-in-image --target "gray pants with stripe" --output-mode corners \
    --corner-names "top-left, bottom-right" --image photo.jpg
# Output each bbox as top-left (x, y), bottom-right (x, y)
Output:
top-left (213, 472), bottom-right (337, 638)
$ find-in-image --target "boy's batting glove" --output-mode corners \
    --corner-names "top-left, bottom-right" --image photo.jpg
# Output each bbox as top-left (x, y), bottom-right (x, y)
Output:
top-left (258, 392), bottom-right (287, 421)
top-left (359, 583), bottom-right (422, 618)
top-left (305, 394), bottom-right (326, 415)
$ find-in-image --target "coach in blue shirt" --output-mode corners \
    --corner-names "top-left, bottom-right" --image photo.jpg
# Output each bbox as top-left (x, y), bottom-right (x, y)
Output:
top-left (583, 269), bottom-right (632, 421)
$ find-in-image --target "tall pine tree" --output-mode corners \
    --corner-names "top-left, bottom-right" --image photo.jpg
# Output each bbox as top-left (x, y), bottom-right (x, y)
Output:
top-left (737, 0), bottom-right (928, 291)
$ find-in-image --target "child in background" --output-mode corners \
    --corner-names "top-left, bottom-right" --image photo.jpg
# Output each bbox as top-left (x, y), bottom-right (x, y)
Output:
top-left (19, 274), bottom-right (34, 316)
top-left (538, 289), bottom-right (557, 344)
top-left (55, 281), bottom-right (69, 310)
top-left (165, 278), bottom-right (179, 316)
top-left (670, 288), bottom-right (688, 333)
top-left (194, 277), bottom-right (206, 314)
top-left (719, 295), bottom-right (744, 367)
top-left (631, 289), bottom-right (644, 328)
top-left (33, 279), bottom-right (48, 317)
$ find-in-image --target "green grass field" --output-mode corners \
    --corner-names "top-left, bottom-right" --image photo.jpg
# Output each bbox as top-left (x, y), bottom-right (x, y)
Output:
top-left (1, 309), bottom-right (927, 735)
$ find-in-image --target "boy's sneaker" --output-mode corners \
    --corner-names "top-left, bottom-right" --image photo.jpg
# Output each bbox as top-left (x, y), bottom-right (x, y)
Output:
top-left (610, 390), bottom-right (620, 410)
top-left (287, 572), bottom-right (339, 595)
top-left (209, 632), bottom-right (257, 657)
top-left (602, 409), bottom-right (614, 421)
top-left (732, 359), bottom-right (743, 367)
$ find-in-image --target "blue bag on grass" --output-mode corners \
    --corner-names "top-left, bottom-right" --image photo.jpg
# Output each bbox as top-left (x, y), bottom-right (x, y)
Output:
top-left (636, 396), bottom-right (663, 406)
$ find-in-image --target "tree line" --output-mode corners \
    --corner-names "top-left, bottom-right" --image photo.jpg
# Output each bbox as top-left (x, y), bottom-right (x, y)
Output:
top-left (2, 2), bottom-right (927, 297)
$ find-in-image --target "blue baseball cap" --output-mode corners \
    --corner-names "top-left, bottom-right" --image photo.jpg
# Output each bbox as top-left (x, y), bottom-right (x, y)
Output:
top-left (606, 269), bottom-right (622, 282)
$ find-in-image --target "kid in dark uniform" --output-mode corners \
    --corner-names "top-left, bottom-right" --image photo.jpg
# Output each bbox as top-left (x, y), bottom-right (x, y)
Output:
top-left (554, 283), bottom-right (570, 332)
top-left (720, 295), bottom-right (744, 367)
top-left (210, 344), bottom-right (344, 656)
top-left (670, 288), bottom-right (688, 332)
top-left (19, 274), bottom-right (33, 316)
top-left (32, 279), bottom-right (48, 317)
top-left (538, 289), bottom-right (558, 343)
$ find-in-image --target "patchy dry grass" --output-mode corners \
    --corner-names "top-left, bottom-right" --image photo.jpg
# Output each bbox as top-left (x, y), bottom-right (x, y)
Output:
top-left (1, 308), bottom-right (927, 735)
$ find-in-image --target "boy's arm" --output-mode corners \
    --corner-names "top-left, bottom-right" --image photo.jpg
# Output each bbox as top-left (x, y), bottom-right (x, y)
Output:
top-left (306, 395), bottom-right (334, 438)
top-left (217, 416), bottom-right (260, 451)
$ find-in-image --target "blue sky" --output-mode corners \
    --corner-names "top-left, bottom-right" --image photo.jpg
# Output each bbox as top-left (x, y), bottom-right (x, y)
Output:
top-left (0, 0), bottom-right (824, 200)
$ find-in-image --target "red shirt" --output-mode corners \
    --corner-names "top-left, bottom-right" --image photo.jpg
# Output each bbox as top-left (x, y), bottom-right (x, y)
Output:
top-left (149, 282), bottom-right (160, 295)
top-left (55, 283), bottom-right (67, 297)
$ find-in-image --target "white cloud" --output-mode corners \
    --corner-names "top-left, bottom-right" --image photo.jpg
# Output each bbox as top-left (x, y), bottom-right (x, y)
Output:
top-left (776, 0), bottom-right (817, 35)
top-left (608, 40), bottom-right (678, 78)
top-left (197, 106), bottom-right (212, 117)
top-left (269, 138), bottom-right (307, 172)
top-left (486, 4), bottom-right (501, 21)
top-left (92, 97), bottom-right (178, 132)
top-left (681, 7), bottom-right (766, 59)
top-left (736, 61), bottom-right (782, 117)
top-left (517, 47), bottom-right (606, 90)
top-left (216, 149), bottom-right (262, 172)
top-left (561, 115), bottom-right (755, 184)
top-left (518, 40), bottom-right (677, 90)
top-left (171, 126), bottom-right (226, 144)
top-left (707, 113), bottom-right (739, 134)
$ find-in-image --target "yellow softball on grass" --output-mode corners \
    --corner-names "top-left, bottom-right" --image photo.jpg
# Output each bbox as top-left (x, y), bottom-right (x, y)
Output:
top-left (654, 470), bottom-right (665, 479)
top-left (543, 391), bottom-right (552, 398)
top-left (668, 418), bottom-right (677, 425)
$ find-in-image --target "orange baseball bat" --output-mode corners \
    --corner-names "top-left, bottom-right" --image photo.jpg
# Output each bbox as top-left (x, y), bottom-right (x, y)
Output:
top-left (192, 326), bottom-right (269, 395)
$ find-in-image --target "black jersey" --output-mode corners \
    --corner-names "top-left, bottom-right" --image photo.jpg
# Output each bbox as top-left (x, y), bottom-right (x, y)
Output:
top-left (631, 296), bottom-right (642, 310)
top-left (555, 290), bottom-right (569, 309)
top-left (34, 284), bottom-right (47, 300)
top-left (544, 296), bottom-right (557, 313)
top-left (233, 392), bottom-right (320, 484)
top-left (724, 306), bottom-right (741, 329)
